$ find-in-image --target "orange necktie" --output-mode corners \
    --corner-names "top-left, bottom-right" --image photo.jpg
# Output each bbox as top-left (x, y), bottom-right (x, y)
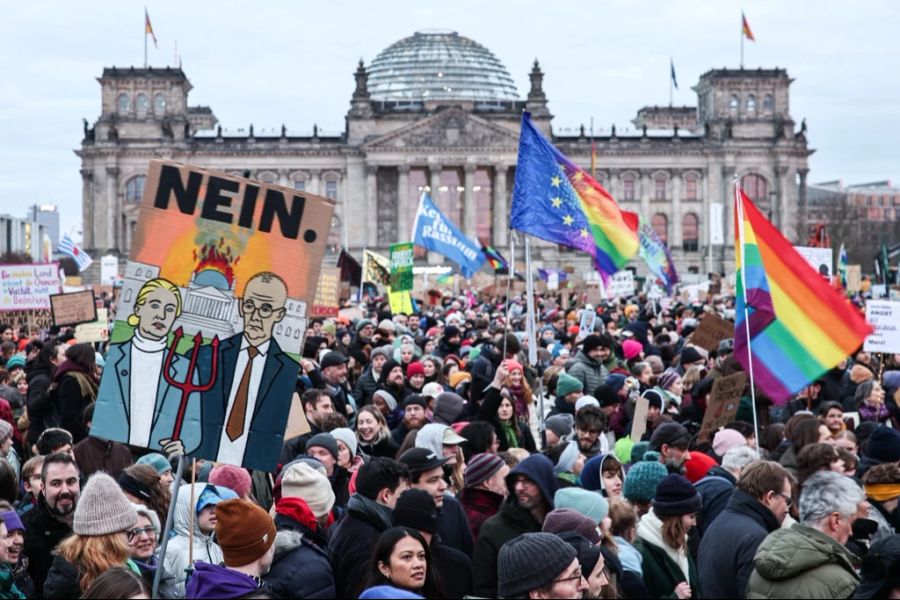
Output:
top-left (226, 346), bottom-right (259, 441)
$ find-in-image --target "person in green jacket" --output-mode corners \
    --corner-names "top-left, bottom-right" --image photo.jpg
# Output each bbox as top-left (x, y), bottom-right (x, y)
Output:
top-left (746, 471), bottom-right (867, 599)
top-left (634, 474), bottom-right (701, 599)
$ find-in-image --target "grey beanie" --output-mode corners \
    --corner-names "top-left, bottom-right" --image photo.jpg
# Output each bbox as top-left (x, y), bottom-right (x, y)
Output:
top-left (545, 414), bottom-right (574, 439)
top-left (73, 473), bottom-right (139, 536)
top-left (306, 433), bottom-right (339, 460)
top-left (330, 427), bottom-right (358, 457)
top-left (498, 532), bottom-right (577, 598)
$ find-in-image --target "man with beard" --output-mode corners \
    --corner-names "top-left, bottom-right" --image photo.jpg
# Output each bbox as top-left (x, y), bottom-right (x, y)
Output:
top-left (279, 389), bottom-right (334, 465)
top-left (349, 319), bottom-right (375, 365)
top-left (392, 396), bottom-right (429, 446)
top-left (312, 351), bottom-right (353, 418)
top-left (435, 325), bottom-right (461, 358)
top-left (353, 346), bottom-right (392, 406)
top-left (377, 360), bottom-right (409, 404)
top-left (573, 406), bottom-right (608, 459)
top-left (22, 452), bottom-right (80, 597)
top-left (649, 422), bottom-right (693, 474)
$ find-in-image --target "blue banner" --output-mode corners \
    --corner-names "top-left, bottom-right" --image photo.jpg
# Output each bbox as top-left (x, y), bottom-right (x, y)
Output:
top-left (638, 217), bottom-right (679, 294)
top-left (412, 193), bottom-right (485, 278)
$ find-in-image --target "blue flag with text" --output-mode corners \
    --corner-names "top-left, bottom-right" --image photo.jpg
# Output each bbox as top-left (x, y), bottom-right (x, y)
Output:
top-left (412, 193), bottom-right (485, 278)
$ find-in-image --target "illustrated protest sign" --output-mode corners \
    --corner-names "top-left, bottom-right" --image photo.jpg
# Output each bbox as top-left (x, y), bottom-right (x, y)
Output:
top-left (688, 313), bottom-right (734, 352)
top-left (698, 372), bottom-right (748, 442)
top-left (606, 270), bottom-right (635, 299)
top-left (90, 160), bottom-right (334, 471)
top-left (863, 301), bottom-right (900, 354)
top-left (50, 290), bottom-right (98, 327)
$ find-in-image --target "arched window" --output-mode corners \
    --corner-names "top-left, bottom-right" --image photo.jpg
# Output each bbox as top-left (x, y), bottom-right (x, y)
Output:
top-left (325, 179), bottom-right (338, 200)
top-left (293, 178), bottom-right (306, 191)
top-left (328, 215), bottom-right (341, 248)
top-left (683, 173), bottom-right (699, 200)
top-left (746, 94), bottom-right (756, 113)
top-left (654, 174), bottom-right (667, 201)
top-left (742, 173), bottom-right (770, 215)
top-left (729, 94), bottom-right (739, 112)
top-left (116, 93), bottom-right (130, 114)
top-left (153, 93), bottom-right (166, 115)
top-left (651, 213), bottom-right (668, 242)
top-left (763, 94), bottom-right (774, 112)
top-left (622, 173), bottom-right (636, 201)
top-left (125, 176), bottom-right (146, 204)
top-left (682, 213), bottom-right (699, 252)
top-left (135, 93), bottom-right (149, 118)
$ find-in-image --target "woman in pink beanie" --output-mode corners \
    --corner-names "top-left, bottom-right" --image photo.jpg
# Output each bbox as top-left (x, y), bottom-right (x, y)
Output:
top-left (209, 464), bottom-right (253, 500)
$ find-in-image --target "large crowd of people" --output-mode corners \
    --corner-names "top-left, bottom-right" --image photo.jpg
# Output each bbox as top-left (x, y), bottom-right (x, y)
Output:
top-left (0, 288), bottom-right (897, 598)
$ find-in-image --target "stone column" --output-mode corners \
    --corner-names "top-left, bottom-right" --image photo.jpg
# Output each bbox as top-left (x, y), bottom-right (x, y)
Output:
top-left (80, 169), bottom-right (94, 250)
top-left (493, 164), bottom-right (508, 247)
top-left (308, 169), bottom-right (322, 196)
top-left (798, 167), bottom-right (809, 244)
top-left (365, 166), bottom-right (378, 247)
top-left (428, 165), bottom-right (442, 264)
top-left (639, 171), bottom-right (651, 221)
top-left (339, 173), bottom-right (349, 250)
top-left (106, 166), bottom-right (119, 253)
top-left (463, 164), bottom-right (477, 239)
top-left (277, 169), bottom-right (289, 187)
top-left (671, 171), bottom-right (683, 246)
top-left (397, 165), bottom-right (410, 241)
top-left (608, 171), bottom-right (620, 203)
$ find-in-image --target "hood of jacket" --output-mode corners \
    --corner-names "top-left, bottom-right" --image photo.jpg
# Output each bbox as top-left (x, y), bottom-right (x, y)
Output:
top-left (172, 483), bottom-right (220, 542)
top-left (415, 423), bottom-right (448, 457)
top-left (433, 392), bottom-right (465, 425)
top-left (184, 562), bottom-right (261, 599)
top-left (581, 452), bottom-right (624, 493)
top-left (505, 454), bottom-right (557, 509)
top-left (347, 493), bottom-right (394, 532)
top-left (752, 524), bottom-right (859, 582)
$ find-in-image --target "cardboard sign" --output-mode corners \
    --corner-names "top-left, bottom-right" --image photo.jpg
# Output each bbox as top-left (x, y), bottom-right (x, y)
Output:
top-left (0, 308), bottom-right (53, 331)
top-left (311, 267), bottom-right (341, 318)
top-left (631, 396), bottom-right (649, 442)
top-left (0, 263), bottom-right (62, 310)
top-left (698, 372), bottom-right (748, 442)
top-left (688, 313), bottom-right (734, 352)
top-left (90, 160), bottom-right (334, 472)
top-left (75, 308), bottom-right (109, 343)
top-left (389, 242), bottom-right (415, 292)
top-left (606, 271), bottom-right (635, 299)
top-left (101, 255), bottom-right (119, 286)
top-left (283, 392), bottom-right (312, 440)
top-left (846, 265), bottom-right (862, 293)
top-left (49, 290), bottom-right (98, 327)
top-left (864, 301), bottom-right (900, 353)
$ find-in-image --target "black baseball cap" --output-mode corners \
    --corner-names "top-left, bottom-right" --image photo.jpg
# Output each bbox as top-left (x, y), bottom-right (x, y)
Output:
top-left (320, 351), bottom-right (348, 369)
top-left (398, 447), bottom-right (449, 474)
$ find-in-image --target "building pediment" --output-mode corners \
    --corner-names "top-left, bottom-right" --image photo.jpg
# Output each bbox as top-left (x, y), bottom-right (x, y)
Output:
top-left (364, 107), bottom-right (519, 151)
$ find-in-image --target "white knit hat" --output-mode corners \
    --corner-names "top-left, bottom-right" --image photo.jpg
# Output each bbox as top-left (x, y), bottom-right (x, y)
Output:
top-left (74, 472), bottom-right (139, 536)
top-left (281, 462), bottom-right (335, 518)
top-left (330, 427), bottom-right (358, 458)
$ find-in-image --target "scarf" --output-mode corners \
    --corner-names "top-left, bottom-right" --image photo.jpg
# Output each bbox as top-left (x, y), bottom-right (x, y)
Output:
top-left (637, 509), bottom-right (690, 585)
top-left (866, 483), bottom-right (900, 503)
top-left (499, 420), bottom-right (518, 449)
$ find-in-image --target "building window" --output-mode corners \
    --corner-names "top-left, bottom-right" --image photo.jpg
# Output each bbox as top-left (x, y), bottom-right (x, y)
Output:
top-left (135, 93), bottom-right (149, 118)
top-left (682, 213), bottom-right (699, 252)
top-left (474, 168), bottom-right (493, 244)
top-left (623, 175), bottom-right (636, 201)
top-left (125, 176), bottom-right (146, 204)
top-left (651, 213), bottom-right (668, 242)
top-left (763, 94), bottom-right (774, 112)
top-left (325, 180), bottom-right (338, 200)
top-left (741, 174), bottom-right (768, 201)
top-left (654, 175), bottom-right (667, 201)
top-left (153, 93), bottom-right (166, 115)
top-left (746, 94), bottom-right (756, 112)
top-left (117, 93), bottom-right (130, 114)
top-left (328, 215), bottom-right (341, 248)
top-left (293, 180), bottom-right (306, 191)
top-left (729, 94), bottom-right (739, 112)
top-left (684, 174), bottom-right (698, 200)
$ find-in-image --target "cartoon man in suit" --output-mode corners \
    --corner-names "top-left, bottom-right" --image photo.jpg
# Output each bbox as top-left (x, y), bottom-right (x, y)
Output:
top-left (194, 271), bottom-right (299, 470)
top-left (91, 278), bottom-right (202, 455)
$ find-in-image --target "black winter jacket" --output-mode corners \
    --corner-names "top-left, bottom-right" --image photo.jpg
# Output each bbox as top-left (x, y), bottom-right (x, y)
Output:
top-left (22, 496), bottom-right (72, 598)
top-left (327, 494), bottom-right (393, 598)
top-left (265, 514), bottom-right (335, 599)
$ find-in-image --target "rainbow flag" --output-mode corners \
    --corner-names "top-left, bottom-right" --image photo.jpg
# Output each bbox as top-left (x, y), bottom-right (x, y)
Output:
top-left (511, 113), bottom-right (639, 280)
top-left (734, 186), bottom-right (871, 404)
top-left (481, 241), bottom-right (509, 274)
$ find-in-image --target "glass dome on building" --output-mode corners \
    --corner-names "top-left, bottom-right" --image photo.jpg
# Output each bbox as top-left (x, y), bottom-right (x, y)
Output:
top-left (367, 30), bottom-right (519, 102)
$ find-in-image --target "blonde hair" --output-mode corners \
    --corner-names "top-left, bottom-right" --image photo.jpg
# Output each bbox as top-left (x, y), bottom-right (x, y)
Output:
top-left (127, 278), bottom-right (182, 327)
top-left (57, 532), bottom-right (132, 592)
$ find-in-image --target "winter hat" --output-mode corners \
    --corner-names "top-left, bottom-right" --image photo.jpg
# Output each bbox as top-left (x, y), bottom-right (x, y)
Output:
top-left (373, 389), bottom-right (398, 412)
top-left (370, 345), bottom-right (394, 362)
top-left (116, 472), bottom-right (153, 503)
top-left (4, 355), bottom-right (24, 371)
top-left (649, 422), bottom-right (690, 452)
top-left (443, 325), bottom-right (461, 339)
top-left (630, 441), bottom-right (650, 463)
top-left (867, 426), bottom-right (900, 463)
top-left (393, 488), bottom-right (438, 534)
top-left (623, 340), bottom-right (643, 360)
top-left (330, 427), bottom-right (358, 458)
top-left (652, 474), bottom-right (702, 517)
top-left (553, 440), bottom-right (581, 475)
top-left (575, 395), bottom-right (600, 413)
top-left (197, 485), bottom-right (237, 512)
top-left (850, 364), bottom-right (875, 384)
top-left (355, 319), bottom-right (375, 333)
top-left (0, 421), bottom-right (12, 445)
top-left (406, 361), bottom-right (425, 378)
top-left (73, 473), bottom-right (138, 536)
top-left (281, 462), bottom-right (335, 518)
top-left (402, 395), bottom-right (428, 410)
top-left (643, 389), bottom-right (664, 410)
top-left (606, 373), bottom-right (628, 393)
top-left (657, 369), bottom-right (680, 391)
top-left (209, 465), bottom-right (252, 499)
top-left (0, 511), bottom-right (24, 534)
top-left (433, 392), bottom-right (465, 425)
top-left (448, 371), bottom-right (471, 389)
top-left (136, 453), bottom-right (172, 476)
top-left (595, 385), bottom-right (620, 408)
top-left (680, 346), bottom-right (705, 366)
top-left (581, 334), bottom-right (605, 355)
top-left (712, 428), bottom-right (748, 457)
top-left (543, 508), bottom-right (602, 545)
top-left (306, 433), bottom-right (339, 460)
top-left (359, 586), bottom-right (424, 599)
top-left (545, 414), bottom-right (574, 440)
top-left (498, 532), bottom-right (578, 599)
top-left (683, 451), bottom-right (717, 483)
top-left (554, 487), bottom-right (609, 524)
top-left (556, 373), bottom-right (584, 398)
top-left (464, 453), bottom-right (506, 488)
top-left (854, 534), bottom-right (900, 600)
top-left (624, 460), bottom-right (668, 503)
top-left (320, 351), bottom-right (348, 370)
top-left (215, 499), bottom-right (277, 567)
top-left (421, 382), bottom-right (445, 399)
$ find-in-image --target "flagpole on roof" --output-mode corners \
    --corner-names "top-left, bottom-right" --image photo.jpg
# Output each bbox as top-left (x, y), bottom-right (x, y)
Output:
top-left (735, 180), bottom-right (760, 446)
top-left (144, 8), bottom-right (148, 68)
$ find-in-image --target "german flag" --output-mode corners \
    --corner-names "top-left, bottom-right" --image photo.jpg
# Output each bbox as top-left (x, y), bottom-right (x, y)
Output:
top-left (742, 11), bottom-right (755, 41)
top-left (145, 9), bottom-right (158, 48)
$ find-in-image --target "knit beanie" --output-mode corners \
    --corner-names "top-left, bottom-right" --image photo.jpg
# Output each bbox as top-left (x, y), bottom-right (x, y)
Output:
top-left (356, 319), bottom-right (374, 333)
top-left (556, 373), bottom-right (584, 398)
top-left (575, 395), bottom-right (600, 413)
top-left (0, 421), bottom-right (12, 445)
top-left (359, 586), bottom-right (424, 599)
top-left (649, 422), bottom-right (690, 452)
top-left (370, 345), bottom-right (394, 362)
top-left (606, 373), bottom-right (627, 393)
top-left (652, 474), bottom-right (702, 517)
top-left (73, 473), bottom-right (138, 536)
top-left (281, 462), bottom-right (335, 518)
top-left (406, 361), bottom-right (425, 378)
top-left (373, 389), bottom-right (398, 412)
top-left (448, 371), bottom-right (471, 389)
top-left (623, 340), bottom-right (643, 361)
top-left (595, 385), bottom-right (620, 408)
top-left (581, 334), bottom-right (605, 355)
top-left (116, 472), bottom-right (153, 503)
top-left (867, 426), bottom-right (900, 463)
top-left (330, 427), bottom-right (358, 458)
top-left (464, 453), bottom-right (506, 489)
top-left (630, 441), bottom-right (650, 463)
top-left (712, 429), bottom-right (748, 457)
top-left (393, 488), bottom-right (438, 534)
top-left (657, 369), bottom-right (680, 392)
top-left (683, 451), bottom-right (717, 483)
top-left (680, 346), bottom-right (704, 366)
top-left (623, 460), bottom-right (668, 503)
top-left (545, 414), bottom-right (574, 440)
top-left (543, 508), bottom-right (602, 545)
top-left (553, 441), bottom-right (581, 476)
top-left (209, 465), bottom-right (252, 499)
top-left (136, 453), bottom-right (173, 476)
top-left (554, 487), bottom-right (609, 524)
top-left (499, 532), bottom-right (577, 598)
top-left (215, 499), bottom-right (277, 567)
top-left (306, 433), bottom-right (339, 460)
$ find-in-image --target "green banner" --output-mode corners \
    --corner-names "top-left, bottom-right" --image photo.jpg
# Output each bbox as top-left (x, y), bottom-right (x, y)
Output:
top-left (390, 242), bottom-right (415, 292)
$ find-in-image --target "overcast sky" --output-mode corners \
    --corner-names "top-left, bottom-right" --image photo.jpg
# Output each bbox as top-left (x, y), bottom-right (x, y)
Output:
top-left (2, 0), bottom-right (898, 240)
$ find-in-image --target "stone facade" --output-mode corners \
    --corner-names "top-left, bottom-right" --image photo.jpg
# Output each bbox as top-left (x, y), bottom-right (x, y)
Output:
top-left (77, 44), bottom-right (811, 278)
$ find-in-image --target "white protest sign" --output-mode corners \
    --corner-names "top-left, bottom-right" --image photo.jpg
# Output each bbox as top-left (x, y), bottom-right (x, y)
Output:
top-left (548, 271), bottom-right (559, 291)
top-left (578, 305), bottom-right (596, 341)
top-left (100, 255), bottom-right (118, 286)
top-left (709, 202), bottom-right (724, 245)
top-left (794, 246), bottom-right (834, 278)
top-left (606, 270), bottom-right (635, 299)
top-left (0, 264), bottom-right (63, 310)
top-left (864, 301), bottom-right (900, 353)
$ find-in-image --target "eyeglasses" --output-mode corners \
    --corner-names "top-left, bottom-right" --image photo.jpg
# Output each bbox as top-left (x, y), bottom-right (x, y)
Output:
top-left (776, 492), bottom-right (793, 508)
top-left (127, 526), bottom-right (156, 542)
top-left (242, 299), bottom-right (277, 318)
top-left (553, 568), bottom-right (583, 584)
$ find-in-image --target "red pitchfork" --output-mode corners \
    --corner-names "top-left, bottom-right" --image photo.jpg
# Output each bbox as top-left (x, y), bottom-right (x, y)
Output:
top-left (163, 327), bottom-right (220, 441)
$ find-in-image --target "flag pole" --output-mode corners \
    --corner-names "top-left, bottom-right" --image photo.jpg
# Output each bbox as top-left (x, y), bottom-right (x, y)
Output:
top-left (144, 8), bottom-right (148, 68)
top-left (669, 59), bottom-right (673, 107)
top-left (523, 235), bottom-right (544, 432)
top-left (590, 117), bottom-right (595, 179)
top-left (359, 248), bottom-right (367, 303)
top-left (503, 232), bottom-right (516, 357)
top-left (735, 181), bottom-right (760, 446)
top-left (740, 15), bottom-right (744, 69)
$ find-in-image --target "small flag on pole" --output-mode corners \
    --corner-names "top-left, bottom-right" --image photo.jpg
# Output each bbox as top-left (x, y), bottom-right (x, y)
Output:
top-left (742, 11), bottom-right (755, 41)
top-left (670, 58), bottom-right (678, 89)
top-left (58, 235), bottom-right (94, 272)
top-left (145, 8), bottom-right (158, 48)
